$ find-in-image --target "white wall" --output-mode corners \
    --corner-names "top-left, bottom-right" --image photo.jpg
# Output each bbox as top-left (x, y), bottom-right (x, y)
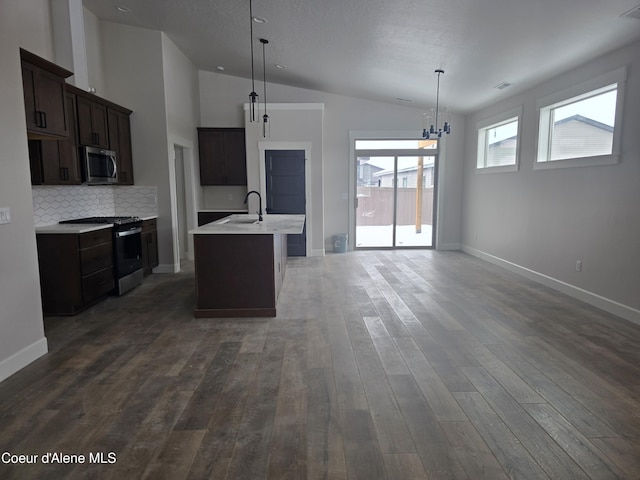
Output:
top-left (0, 0), bottom-right (52, 382)
top-left (161, 33), bottom-right (200, 265)
top-left (462, 40), bottom-right (640, 323)
top-left (245, 104), bottom-right (324, 255)
top-left (82, 7), bottom-right (105, 95)
top-left (99, 22), bottom-right (177, 272)
top-left (199, 71), bottom-right (465, 251)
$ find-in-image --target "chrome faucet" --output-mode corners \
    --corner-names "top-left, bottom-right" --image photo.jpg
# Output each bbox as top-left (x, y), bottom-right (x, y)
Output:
top-left (243, 190), bottom-right (263, 221)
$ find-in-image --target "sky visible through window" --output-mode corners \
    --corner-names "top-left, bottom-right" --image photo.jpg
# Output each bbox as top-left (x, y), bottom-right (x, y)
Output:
top-left (553, 89), bottom-right (617, 126)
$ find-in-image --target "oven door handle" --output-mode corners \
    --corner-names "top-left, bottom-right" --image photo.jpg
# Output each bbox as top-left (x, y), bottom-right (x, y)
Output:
top-left (115, 227), bottom-right (142, 238)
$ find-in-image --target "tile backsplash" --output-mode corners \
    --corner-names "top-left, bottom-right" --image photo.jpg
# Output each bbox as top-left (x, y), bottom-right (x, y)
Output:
top-left (32, 185), bottom-right (158, 226)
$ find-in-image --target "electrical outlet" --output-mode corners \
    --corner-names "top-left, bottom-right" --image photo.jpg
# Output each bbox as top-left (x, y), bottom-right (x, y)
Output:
top-left (228, 194), bottom-right (233, 201)
top-left (576, 260), bottom-right (582, 272)
top-left (0, 207), bottom-right (11, 224)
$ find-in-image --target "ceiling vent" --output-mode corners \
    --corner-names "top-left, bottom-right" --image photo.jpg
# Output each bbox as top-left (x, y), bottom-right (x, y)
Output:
top-left (621, 4), bottom-right (640, 19)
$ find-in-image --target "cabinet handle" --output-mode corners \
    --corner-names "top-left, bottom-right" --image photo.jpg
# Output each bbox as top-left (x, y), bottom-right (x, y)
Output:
top-left (36, 111), bottom-right (43, 128)
top-left (42, 111), bottom-right (47, 128)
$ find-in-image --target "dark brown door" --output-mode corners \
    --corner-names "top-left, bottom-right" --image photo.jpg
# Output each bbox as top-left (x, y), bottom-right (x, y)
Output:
top-left (265, 150), bottom-right (306, 256)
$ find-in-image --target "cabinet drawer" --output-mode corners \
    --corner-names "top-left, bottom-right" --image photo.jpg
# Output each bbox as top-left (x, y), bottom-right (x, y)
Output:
top-left (79, 228), bottom-right (112, 249)
top-left (142, 218), bottom-right (157, 232)
top-left (82, 267), bottom-right (115, 304)
top-left (80, 242), bottom-right (113, 275)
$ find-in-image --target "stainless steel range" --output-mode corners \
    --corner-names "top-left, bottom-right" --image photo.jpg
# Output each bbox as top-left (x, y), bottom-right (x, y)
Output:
top-left (59, 216), bottom-right (144, 295)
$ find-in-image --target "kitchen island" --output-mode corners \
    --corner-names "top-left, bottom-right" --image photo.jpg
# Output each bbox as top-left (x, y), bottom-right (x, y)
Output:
top-left (189, 214), bottom-right (305, 318)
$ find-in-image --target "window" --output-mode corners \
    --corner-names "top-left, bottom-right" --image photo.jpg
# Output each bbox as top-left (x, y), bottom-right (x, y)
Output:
top-left (535, 67), bottom-right (626, 169)
top-left (476, 106), bottom-right (522, 173)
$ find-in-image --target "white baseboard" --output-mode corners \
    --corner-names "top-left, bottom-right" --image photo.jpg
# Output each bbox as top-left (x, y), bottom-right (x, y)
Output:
top-left (309, 249), bottom-right (325, 257)
top-left (462, 244), bottom-right (640, 326)
top-left (0, 337), bottom-right (48, 383)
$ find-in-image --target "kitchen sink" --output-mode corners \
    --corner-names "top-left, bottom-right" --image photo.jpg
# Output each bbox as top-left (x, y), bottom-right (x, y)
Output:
top-left (218, 217), bottom-right (259, 225)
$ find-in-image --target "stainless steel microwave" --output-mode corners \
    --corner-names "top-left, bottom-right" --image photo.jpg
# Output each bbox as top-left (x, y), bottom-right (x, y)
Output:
top-left (82, 146), bottom-right (118, 184)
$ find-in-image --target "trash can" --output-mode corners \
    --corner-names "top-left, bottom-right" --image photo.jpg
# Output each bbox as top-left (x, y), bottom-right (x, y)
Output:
top-left (333, 234), bottom-right (348, 253)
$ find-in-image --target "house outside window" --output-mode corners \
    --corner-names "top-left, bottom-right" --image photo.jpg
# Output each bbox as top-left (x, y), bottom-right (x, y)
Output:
top-left (535, 67), bottom-right (626, 169)
top-left (476, 106), bottom-right (522, 173)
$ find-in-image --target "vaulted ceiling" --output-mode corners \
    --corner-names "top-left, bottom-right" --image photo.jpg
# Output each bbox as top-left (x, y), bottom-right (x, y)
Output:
top-left (83, 0), bottom-right (640, 113)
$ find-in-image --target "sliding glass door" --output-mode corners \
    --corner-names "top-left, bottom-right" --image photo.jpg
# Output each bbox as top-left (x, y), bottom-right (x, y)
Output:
top-left (355, 140), bottom-right (438, 249)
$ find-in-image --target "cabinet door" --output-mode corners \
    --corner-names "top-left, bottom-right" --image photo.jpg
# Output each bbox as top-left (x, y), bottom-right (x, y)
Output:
top-left (141, 223), bottom-right (159, 276)
top-left (30, 93), bottom-right (81, 185)
top-left (198, 129), bottom-right (226, 185)
top-left (198, 128), bottom-right (247, 185)
top-left (60, 93), bottom-right (82, 183)
top-left (108, 109), bottom-right (134, 184)
top-left (21, 61), bottom-right (69, 138)
top-left (21, 62), bottom-right (39, 132)
top-left (223, 129), bottom-right (247, 185)
top-left (148, 229), bottom-right (159, 269)
top-left (77, 97), bottom-right (109, 148)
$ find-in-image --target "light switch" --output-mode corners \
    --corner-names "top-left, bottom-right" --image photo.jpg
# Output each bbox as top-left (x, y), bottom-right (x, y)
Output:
top-left (0, 207), bottom-right (11, 224)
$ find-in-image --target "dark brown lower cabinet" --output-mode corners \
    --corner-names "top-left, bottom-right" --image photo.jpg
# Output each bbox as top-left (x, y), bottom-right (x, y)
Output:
top-left (141, 218), bottom-right (159, 276)
top-left (36, 228), bottom-right (114, 316)
top-left (193, 233), bottom-right (287, 318)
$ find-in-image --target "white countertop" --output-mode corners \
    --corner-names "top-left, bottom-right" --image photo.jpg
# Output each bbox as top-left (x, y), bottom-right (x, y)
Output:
top-left (190, 214), bottom-right (305, 235)
top-left (198, 209), bottom-right (249, 213)
top-left (35, 215), bottom-right (157, 234)
top-left (36, 223), bottom-right (113, 234)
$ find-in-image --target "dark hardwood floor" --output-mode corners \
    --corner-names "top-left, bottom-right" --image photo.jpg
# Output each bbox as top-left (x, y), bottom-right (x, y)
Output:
top-left (1, 250), bottom-right (639, 479)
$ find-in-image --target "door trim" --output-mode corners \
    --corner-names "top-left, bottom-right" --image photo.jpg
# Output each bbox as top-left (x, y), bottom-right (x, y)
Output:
top-left (349, 130), bottom-right (442, 251)
top-left (258, 142), bottom-right (313, 257)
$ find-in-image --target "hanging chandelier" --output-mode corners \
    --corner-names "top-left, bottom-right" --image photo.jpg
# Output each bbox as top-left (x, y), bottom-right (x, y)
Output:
top-left (248, 0), bottom-right (259, 122)
top-left (423, 69), bottom-right (451, 139)
top-left (260, 38), bottom-right (270, 137)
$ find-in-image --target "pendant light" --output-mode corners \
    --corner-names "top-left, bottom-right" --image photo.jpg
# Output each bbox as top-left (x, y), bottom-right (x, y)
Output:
top-left (260, 38), bottom-right (270, 137)
top-left (423, 69), bottom-right (451, 139)
top-left (248, 0), bottom-right (259, 122)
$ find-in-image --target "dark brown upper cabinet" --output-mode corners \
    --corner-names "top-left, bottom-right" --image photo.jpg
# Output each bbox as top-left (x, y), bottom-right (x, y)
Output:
top-left (76, 95), bottom-right (109, 148)
top-left (20, 49), bottom-right (73, 140)
top-left (29, 92), bottom-right (81, 185)
top-left (107, 108), bottom-right (134, 185)
top-left (198, 128), bottom-right (247, 186)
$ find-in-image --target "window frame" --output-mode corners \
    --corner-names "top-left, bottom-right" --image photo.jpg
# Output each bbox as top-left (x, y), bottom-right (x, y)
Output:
top-left (476, 106), bottom-right (522, 174)
top-left (534, 67), bottom-right (626, 170)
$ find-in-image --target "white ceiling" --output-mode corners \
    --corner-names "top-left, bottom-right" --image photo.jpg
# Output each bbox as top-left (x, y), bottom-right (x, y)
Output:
top-left (82, 0), bottom-right (640, 114)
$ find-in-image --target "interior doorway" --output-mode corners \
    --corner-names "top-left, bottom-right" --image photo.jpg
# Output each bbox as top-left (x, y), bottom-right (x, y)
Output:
top-left (354, 139), bottom-right (438, 249)
top-left (173, 145), bottom-right (189, 261)
top-left (264, 149), bottom-right (306, 256)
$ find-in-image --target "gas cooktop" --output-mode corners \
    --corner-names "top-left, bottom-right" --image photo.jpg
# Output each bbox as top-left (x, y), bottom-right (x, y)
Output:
top-left (59, 216), bottom-right (141, 226)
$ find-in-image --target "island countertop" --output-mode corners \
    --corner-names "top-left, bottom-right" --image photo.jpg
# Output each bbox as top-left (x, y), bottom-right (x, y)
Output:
top-left (190, 214), bottom-right (305, 235)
